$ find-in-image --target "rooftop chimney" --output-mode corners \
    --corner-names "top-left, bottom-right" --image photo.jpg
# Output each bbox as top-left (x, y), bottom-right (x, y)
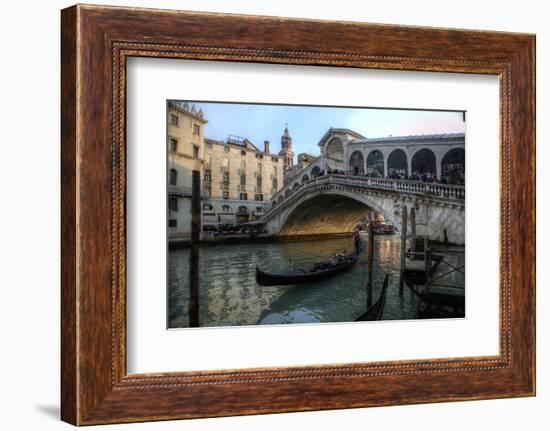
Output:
top-left (264, 140), bottom-right (270, 154)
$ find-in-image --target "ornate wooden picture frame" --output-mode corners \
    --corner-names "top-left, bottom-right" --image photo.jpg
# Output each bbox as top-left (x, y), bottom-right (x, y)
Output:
top-left (61, 4), bottom-right (535, 425)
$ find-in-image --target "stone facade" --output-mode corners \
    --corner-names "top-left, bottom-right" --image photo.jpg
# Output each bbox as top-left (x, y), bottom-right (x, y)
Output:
top-left (167, 102), bottom-right (285, 236)
top-left (201, 136), bottom-right (283, 228)
top-left (317, 129), bottom-right (465, 180)
top-left (167, 102), bottom-right (207, 235)
top-left (273, 130), bottom-right (466, 206)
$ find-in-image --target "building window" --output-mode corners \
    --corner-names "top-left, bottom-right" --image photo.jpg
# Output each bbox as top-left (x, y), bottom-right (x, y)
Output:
top-left (257, 177), bottom-right (262, 188)
top-left (193, 145), bottom-right (200, 159)
top-left (222, 205), bottom-right (231, 212)
top-left (169, 169), bottom-right (177, 185)
top-left (240, 192), bottom-right (248, 200)
top-left (223, 191), bottom-right (229, 200)
top-left (203, 203), bottom-right (213, 211)
top-left (223, 172), bottom-right (229, 184)
top-left (206, 142), bottom-right (213, 149)
top-left (256, 207), bottom-right (263, 212)
top-left (169, 197), bottom-right (178, 211)
top-left (170, 114), bottom-right (178, 127)
top-left (168, 219), bottom-right (177, 228)
top-left (241, 150), bottom-right (246, 156)
top-left (272, 157), bottom-right (278, 162)
top-left (169, 138), bottom-right (178, 152)
top-left (240, 175), bottom-right (246, 186)
top-left (272, 179), bottom-right (278, 190)
top-left (224, 145), bottom-right (230, 153)
top-left (255, 153), bottom-right (264, 159)
top-left (255, 194), bottom-right (263, 202)
top-left (257, 163), bottom-right (262, 172)
top-left (193, 124), bottom-right (200, 135)
top-left (204, 169), bottom-right (211, 182)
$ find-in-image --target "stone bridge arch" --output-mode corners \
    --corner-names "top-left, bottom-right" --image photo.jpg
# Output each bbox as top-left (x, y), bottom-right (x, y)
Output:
top-left (268, 188), bottom-right (401, 237)
top-left (262, 177), bottom-right (466, 244)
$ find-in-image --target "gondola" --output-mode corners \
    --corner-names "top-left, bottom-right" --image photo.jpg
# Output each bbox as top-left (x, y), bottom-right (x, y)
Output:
top-left (256, 248), bottom-right (362, 286)
top-left (355, 274), bottom-right (389, 321)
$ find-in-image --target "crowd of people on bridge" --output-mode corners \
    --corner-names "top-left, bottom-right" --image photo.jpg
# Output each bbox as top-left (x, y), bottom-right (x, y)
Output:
top-left (319, 168), bottom-right (465, 186)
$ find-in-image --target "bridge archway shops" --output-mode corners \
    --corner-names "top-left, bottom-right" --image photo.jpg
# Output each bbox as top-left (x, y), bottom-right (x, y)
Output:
top-left (441, 148), bottom-right (465, 183)
top-left (387, 149), bottom-right (408, 178)
top-left (366, 150), bottom-right (385, 177)
top-left (349, 150), bottom-right (365, 175)
top-left (411, 148), bottom-right (437, 178)
top-left (325, 138), bottom-right (345, 171)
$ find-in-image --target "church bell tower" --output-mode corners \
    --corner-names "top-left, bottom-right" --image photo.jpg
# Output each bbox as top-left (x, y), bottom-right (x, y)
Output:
top-left (279, 123), bottom-right (294, 171)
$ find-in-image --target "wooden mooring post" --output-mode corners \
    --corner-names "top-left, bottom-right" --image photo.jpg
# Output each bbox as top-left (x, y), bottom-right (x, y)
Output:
top-left (410, 207), bottom-right (416, 253)
top-left (399, 205), bottom-right (408, 295)
top-left (366, 214), bottom-right (374, 308)
top-left (189, 170), bottom-right (201, 327)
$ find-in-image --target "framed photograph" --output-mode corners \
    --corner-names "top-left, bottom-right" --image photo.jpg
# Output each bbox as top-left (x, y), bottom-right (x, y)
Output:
top-left (61, 4), bottom-right (535, 425)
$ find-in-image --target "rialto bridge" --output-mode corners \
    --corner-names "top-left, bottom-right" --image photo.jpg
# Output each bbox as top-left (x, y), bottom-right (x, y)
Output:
top-left (262, 174), bottom-right (465, 244)
top-left (261, 129), bottom-right (466, 243)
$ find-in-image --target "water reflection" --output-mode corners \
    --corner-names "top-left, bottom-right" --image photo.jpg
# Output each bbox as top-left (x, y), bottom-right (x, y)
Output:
top-left (168, 236), bottom-right (462, 328)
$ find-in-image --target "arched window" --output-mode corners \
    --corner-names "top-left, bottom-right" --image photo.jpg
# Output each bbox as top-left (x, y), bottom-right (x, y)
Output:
top-left (301, 174), bottom-right (309, 183)
top-left (387, 149), bottom-right (408, 178)
top-left (203, 203), bottom-right (213, 211)
top-left (292, 182), bottom-right (300, 190)
top-left (272, 201), bottom-right (277, 208)
top-left (169, 168), bottom-right (177, 185)
top-left (285, 188), bottom-right (292, 197)
top-left (222, 205), bottom-right (232, 213)
top-left (237, 206), bottom-right (248, 214)
top-left (278, 195), bottom-right (284, 203)
top-left (441, 148), bottom-right (465, 184)
top-left (411, 148), bottom-right (436, 178)
top-left (366, 150), bottom-right (384, 177)
top-left (326, 138), bottom-right (344, 170)
top-left (311, 166), bottom-right (321, 178)
top-left (349, 151), bottom-right (365, 175)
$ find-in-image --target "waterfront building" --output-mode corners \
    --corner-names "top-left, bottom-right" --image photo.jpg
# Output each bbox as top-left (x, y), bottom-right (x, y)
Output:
top-left (167, 102), bottom-right (285, 237)
top-left (200, 136), bottom-right (283, 229)
top-left (167, 102), bottom-right (207, 236)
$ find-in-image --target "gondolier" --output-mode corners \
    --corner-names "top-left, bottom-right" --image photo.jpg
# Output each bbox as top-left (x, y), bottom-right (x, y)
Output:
top-left (256, 248), bottom-right (363, 286)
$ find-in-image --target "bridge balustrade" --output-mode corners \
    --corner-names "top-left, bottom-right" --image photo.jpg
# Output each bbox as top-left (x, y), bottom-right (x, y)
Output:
top-left (266, 174), bottom-right (465, 220)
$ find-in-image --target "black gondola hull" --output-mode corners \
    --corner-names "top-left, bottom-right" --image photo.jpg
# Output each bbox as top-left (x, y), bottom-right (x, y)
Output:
top-left (256, 251), bottom-right (361, 286)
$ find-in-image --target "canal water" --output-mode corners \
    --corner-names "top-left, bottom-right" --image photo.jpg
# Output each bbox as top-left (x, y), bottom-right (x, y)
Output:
top-left (168, 236), bottom-right (464, 328)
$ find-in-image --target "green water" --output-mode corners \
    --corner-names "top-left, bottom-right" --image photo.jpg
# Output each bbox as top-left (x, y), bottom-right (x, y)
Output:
top-left (168, 236), bottom-right (464, 328)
